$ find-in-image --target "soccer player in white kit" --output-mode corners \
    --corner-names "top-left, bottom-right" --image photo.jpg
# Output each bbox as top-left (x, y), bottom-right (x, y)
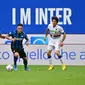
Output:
top-left (44, 16), bottom-right (66, 70)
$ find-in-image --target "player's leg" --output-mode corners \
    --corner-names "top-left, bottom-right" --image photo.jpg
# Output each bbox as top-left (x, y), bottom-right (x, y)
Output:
top-left (19, 49), bottom-right (30, 71)
top-left (47, 42), bottom-right (54, 70)
top-left (12, 49), bottom-right (19, 71)
top-left (55, 45), bottom-right (66, 70)
top-left (22, 57), bottom-right (30, 71)
top-left (47, 50), bottom-right (54, 70)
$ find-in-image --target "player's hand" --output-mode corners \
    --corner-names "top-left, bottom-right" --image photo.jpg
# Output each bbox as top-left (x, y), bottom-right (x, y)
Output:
top-left (1, 36), bottom-right (5, 39)
top-left (26, 41), bottom-right (29, 46)
top-left (11, 38), bottom-right (16, 42)
top-left (0, 34), bottom-right (5, 39)
top-left (44, 36), bottom-right (46, 41)
top-left (59, 41), bottom-right (64, 47)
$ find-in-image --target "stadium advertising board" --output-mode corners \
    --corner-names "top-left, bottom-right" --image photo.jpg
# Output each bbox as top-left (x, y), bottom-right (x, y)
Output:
top-left (0, 0), bottom-right (84, 34)
top-left (0, 45), bottom-right (85, 65)
top-left (0, 34), bottom-right (85, 65)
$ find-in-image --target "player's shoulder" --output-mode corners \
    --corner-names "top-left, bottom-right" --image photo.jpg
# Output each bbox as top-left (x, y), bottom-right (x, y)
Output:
top-left (57, 25), bottom-right (63, 29)
top-left (48, 23), bottom-right (52, 27)
top-left (47, 23), bottom-right (52, 29)
top-left (57, 25), bottom-right (62, 28)
top-left (22, 31), bottom-right (26, 35)
top-left (9, 31), bottom-right (15, 35)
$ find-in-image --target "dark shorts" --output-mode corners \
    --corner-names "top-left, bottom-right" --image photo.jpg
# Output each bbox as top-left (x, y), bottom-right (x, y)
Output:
top-left (11, 48), bottom-right (26, 58)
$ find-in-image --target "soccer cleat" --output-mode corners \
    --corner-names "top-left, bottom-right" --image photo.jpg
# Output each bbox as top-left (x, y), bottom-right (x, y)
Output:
top-left (62, 64), bottom-right (66, 70)
top-left (25, 68), bottom-right (30, 71)
top-left (48, 65), bottom-right (54, 70)
top-left (14, 65), bottom-right (18, 71)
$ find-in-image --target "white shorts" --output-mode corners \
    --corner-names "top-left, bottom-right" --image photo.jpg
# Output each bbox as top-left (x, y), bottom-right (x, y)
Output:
top-left (48, 38), bottom-right (61, 51)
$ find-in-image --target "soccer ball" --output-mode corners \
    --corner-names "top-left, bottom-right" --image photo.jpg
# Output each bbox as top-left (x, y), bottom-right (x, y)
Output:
top-left (6, 65), bottom-right (13, 71)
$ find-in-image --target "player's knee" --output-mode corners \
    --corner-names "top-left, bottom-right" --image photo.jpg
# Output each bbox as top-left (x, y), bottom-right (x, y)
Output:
top-left (14, 52), bottom-right (19, 57)
top-left (47, 52), bottom-right (51, 56)
top-left (56, 51), bottom-right (60, 56)
top-left (56, 51), bottom-right (62, 59)
top-left (22, 57), bottom-right (27, 60)
top-left (47, 52), bottom-right (51, 58)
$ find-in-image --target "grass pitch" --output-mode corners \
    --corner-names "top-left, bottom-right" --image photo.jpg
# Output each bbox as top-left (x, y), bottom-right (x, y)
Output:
top-left (0, 65), bottom-right (85, 85)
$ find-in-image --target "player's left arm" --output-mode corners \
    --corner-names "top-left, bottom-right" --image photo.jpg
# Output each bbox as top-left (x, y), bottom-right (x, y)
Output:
top-left (61, 32), bottom-right (66, 42)
top-left (60, 27), bottom-right (66, 47)
top-left (24, 33), bottom-right (30, 46)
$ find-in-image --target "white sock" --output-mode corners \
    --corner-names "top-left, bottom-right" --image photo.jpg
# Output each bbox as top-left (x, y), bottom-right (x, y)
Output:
top-left (49, 58), bottom-right (52, 66)
top-left (60, 59), bottom-right (63, 64)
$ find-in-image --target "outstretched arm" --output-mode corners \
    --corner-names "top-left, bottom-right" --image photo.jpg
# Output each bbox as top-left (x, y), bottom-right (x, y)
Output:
top-left (5, 35), bottom-right (16, 42)
top-left (5, 32), bottom-right (16, 42)
top-left (44, 28), bottom-right (49, 41)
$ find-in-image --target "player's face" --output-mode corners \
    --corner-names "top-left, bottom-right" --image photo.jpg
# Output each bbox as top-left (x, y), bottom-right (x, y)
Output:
top-left (52, 19), bottom-right (57, 26)
top-left (17, 26), bottom-right (23, 33)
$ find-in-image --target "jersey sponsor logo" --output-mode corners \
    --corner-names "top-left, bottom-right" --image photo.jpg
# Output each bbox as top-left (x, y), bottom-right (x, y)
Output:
top-left (15, 38), bottom-right (23, 40)
top-left (30, 37), bottom-right (48, 44)
top-left (50, 30), bottom-right (57, 34)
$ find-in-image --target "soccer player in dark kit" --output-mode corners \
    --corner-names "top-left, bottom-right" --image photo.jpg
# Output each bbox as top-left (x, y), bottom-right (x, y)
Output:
top-left (5, 23), bottom-right (30, 71)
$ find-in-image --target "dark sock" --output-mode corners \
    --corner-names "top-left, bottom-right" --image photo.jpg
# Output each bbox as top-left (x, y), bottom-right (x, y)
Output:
top-left (48, 56), bottom-right (51, 59)
top-left (14, 57), bottom-right (18, 67)
top-left (23, 59), bottom-right (28, 69)
top-left (58, 55), bottom-right (62, 59)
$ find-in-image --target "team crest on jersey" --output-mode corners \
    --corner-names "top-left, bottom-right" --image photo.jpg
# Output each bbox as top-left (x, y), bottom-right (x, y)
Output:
top-left (21, 35), bottom-right (23, 38)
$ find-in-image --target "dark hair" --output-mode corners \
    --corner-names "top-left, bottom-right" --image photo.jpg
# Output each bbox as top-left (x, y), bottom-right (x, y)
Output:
top-left (52, 16), bottom-right (58, 23)
top-left (17, 23), bottom-right (23, 27)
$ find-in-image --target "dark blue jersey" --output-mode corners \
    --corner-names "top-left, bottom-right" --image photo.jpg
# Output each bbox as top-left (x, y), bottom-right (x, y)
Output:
top-left (8, 31), bottom-right (28, 49)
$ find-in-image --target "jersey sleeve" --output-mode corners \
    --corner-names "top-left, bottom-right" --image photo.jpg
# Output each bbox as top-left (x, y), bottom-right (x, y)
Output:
top-left (60, 26), bottom-right (64, 34)
top-left (8, 32), bottom-right (13, 36)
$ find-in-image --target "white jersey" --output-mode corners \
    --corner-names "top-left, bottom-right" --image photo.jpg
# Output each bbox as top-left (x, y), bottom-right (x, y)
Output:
top-left (47, 24), bottom-right (64, 39)
top-left (47, 24), bottom-right (64, 51)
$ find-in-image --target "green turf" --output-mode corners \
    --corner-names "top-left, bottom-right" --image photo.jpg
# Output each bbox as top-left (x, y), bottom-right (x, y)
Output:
top-left (0, 65), bottom-right (85, 85)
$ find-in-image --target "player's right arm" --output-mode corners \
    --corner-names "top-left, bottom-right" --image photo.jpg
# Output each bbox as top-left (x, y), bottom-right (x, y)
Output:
top-left (44, 24), bottom-right (50, 41)
top-left (5, 32), bottom-right (16, 42)
top-left (44, 28), bottom-right (49, 41)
